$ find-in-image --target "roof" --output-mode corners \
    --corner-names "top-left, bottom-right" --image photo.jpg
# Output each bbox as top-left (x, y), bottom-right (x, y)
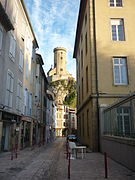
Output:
top-left (36, 53), bottom-right (44, 65)
top-left (21, 0), bottom-right (39, 48)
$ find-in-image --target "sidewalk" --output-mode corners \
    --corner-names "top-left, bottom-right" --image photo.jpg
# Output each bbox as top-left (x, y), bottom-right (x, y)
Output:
top-left (55, 140), bottom-right (135, 180)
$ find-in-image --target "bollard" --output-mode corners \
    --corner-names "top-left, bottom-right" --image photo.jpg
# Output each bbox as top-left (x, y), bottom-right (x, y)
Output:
top-left (66, 142), bottom-right (69, 160)
top-left (68, 152), bottom-right (71, 179)
top-left (15, 145), bottom-right (18, 159)
top-left (104, 152), bottom-right (108, 178)
top-left (11, 148), bottom-right (14, 160)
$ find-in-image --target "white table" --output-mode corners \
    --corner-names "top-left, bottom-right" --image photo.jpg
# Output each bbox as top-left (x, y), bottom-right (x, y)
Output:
top-left (75, 146), bottom-right (86, 159)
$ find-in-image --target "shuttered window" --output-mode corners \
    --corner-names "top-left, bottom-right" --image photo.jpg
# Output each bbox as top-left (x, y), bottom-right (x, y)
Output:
top-left (5, 70), bottom-right (14, 108)
top-left (9, 33), bottom-right (16, 61)
top-left (16, 80), bottom-right (22, 112)
top-left (19, 50), bottom-right (24, 72)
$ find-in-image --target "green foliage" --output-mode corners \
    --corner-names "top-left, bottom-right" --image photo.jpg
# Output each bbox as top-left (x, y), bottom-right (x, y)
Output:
top-left (63, 89), bottom-right (76, 108)
top-left (49, 79), bottom-right (76, 108)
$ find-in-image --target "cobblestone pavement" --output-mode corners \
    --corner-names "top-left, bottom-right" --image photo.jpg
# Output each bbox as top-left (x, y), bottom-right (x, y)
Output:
top-left (0, 138), bottom-right (135, 180)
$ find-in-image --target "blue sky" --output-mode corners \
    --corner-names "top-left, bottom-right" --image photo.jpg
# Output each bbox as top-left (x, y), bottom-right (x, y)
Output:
top-left (24, 0), bottom-right (80, 78)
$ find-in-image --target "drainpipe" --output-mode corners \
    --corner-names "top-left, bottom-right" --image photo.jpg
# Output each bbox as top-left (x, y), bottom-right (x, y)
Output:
top-left (92, 0), bottom-right (100, 152)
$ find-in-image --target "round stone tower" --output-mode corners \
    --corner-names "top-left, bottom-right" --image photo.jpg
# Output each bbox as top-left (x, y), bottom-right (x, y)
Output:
top-left (53, 47), bottom-right (67, 75)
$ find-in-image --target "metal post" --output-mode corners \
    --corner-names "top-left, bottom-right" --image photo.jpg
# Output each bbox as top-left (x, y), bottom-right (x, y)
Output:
top-left (11, 149), bottom-right (13, 160)
top-left (68, 152), bottom-right (71, 179)
top-left (15, 144), bottom-right (18, 159)
top-left (104, 152), bottom-right (108, 178)
top-left (66, 141), bottom-right (69, 159)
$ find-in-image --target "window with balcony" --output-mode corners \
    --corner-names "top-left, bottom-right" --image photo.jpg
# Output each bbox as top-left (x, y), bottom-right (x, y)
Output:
top-left (111, 19), bottom-right (125, 41)
top-left (113, 57), bottom-right (128, 85)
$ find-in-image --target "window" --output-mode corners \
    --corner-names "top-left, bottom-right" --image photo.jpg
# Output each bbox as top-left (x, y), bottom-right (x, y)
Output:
top-left (29, 93), bottom-right (32, 116)
top-left (82, 77), bottom-right (83, 99)
top-left (117, 107), bottom-right (131, 136)
top-left (79, 116), bottom-right (81, 136)
top-left (25, 58), bottom-right (29, 79)
top-left (113, 57), bottom-right (128, 85)
top-left (85, 32), bottom-right (87, 54)
top-left (87, 109), bottom-right (90, 137)
top-left (19, 50), bottom-right (24, 72)
top-left (81, 34), bottom-right (83, 42)
top-left (23, 88), bottom-right (27, 115)
top-left (0, 26), bottom-right (3, 53)
top-left (110, 0), bottom-right (122, 7)
top-left (9, 33), bottom-right (16, 61)
top-left (12, 1), bottom-right (18, 24)
top-left (60, 68), bottom-right (63, 71)
top-left (81, 50), bottom-right (83, 68)
top-left (85, 13), bottom-right (87, 25)
top-left (78, 60), bottom-right (80, 78)
top-left (111, 19), bottom-right (125, 41)
top-left (5, 70), bottom-right (14, 108)
top-left (16, 80), bottom-right (22, 112)
top-left (82, 113), bottom-right (84, 136)
top-left (26, 36), bottom-right (32, 56)
top-left (23, 88), bottom-right (31, 116)
top-left (78, 86), bottom-right (80, 105)
top-left (86, 66), bottom-right (88, 93)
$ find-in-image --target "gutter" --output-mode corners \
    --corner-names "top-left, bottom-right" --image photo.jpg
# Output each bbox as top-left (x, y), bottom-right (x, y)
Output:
top-left (92, 0), bottom-right (100, 151)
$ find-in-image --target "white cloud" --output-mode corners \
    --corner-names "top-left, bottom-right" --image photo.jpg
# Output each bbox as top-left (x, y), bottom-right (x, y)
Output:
top-left (24, 0), bottom-right (80, 78)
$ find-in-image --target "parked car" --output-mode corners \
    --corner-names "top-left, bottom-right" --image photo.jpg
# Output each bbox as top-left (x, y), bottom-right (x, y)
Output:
top-left (67, 134), bottom-right (77, 141)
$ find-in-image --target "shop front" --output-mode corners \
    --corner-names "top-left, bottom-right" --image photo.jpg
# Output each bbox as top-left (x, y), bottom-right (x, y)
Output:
top-left (0, 111), bottom-right (21, 152)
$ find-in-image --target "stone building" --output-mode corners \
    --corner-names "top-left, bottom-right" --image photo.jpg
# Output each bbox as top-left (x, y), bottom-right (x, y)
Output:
top-left (73, 0), bottom-right (135, 151)
top-left (0, 0), bottom-right (49, 151)
top-left (48, 47), bottom-right (75, 136)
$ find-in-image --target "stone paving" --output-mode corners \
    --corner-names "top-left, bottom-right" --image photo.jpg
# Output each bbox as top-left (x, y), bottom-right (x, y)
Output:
top-left (0, 138), bottom-right (135, 180)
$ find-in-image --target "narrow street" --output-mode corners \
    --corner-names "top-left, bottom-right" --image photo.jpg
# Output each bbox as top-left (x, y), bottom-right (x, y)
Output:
top-left (0, 138), bottom-right (135, 180)
top-left (0, 138), bottom-right (65, 180)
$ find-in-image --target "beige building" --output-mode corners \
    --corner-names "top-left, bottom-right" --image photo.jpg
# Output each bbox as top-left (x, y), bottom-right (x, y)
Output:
top-left (48, 47), bottom-right (74, 136)
top-left (73, 0), bottom-right (135, 151)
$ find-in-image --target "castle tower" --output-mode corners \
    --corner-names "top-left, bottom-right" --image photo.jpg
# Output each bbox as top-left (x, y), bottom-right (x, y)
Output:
top-left (47, 47), bottom-right (72, 82)
top-left (47, 47), bottom-right (75, 137)
top-left (54, 47), bottom-right (67, 75)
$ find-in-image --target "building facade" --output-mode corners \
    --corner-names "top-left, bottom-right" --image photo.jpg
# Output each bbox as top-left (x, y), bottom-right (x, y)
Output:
top-left (46, 89), bottom-right (56, 142)
top-left (73, 0), bottom-right (135, 151)
top-left (0, 0), bottom-right (51, 151)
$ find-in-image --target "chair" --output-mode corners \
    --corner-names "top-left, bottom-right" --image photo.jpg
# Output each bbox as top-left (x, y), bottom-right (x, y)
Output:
top-left (68, 141), bottom-right (76, 159)
top-left (68, 142), bottom-right (86, 159)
